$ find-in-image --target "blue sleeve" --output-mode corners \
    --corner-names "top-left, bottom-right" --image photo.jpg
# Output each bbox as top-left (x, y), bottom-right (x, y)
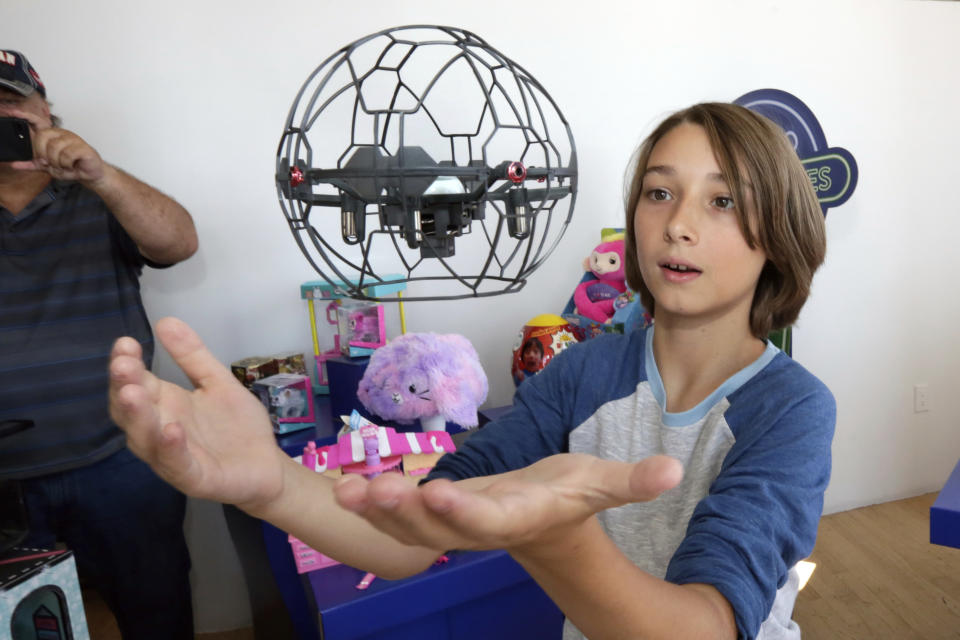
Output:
top-left (665, 359), bottom-right (836, 639)
top-left (427, 331), bottom-right (647, 482)
top-left (425, 336), bottom-right (617, 481)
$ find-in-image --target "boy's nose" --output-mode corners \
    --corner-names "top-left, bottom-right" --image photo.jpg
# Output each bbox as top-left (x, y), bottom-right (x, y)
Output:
top-left (664, 200), bottom-right (698, 244)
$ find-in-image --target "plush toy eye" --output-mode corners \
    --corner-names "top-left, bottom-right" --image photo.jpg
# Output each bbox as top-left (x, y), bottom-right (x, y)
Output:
top-left (408, 384), bottom-right (417, 393)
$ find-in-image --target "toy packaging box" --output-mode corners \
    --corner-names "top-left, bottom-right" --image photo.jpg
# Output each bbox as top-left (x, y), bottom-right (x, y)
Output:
top-left (336, 301), bottom-right (385, 357)
top-left (232, 352), bottom-right (309, 390)
top-left (272, 351), bottom-right (307, 375)
top-left (1, 548), bottom-right (90, 639)
top-left (252, 373), bottom-right (316, 434)
top-left (230, 356), bottom-right (279, 390)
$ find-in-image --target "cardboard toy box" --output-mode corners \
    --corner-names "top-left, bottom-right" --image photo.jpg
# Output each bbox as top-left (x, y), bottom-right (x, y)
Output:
top-left (252, 373), bottom-right (316, 434)
top-left (1, 548), bottom-right (90, 639)
top-left (230, 356), bottom-right (279, 390)
top-left (336, 301), bottom-right (385, 357)
top-left (272, 351), bottom-right (307, 376)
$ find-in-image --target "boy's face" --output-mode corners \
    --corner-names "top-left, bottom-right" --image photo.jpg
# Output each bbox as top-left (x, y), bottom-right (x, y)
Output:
top-left (522, 343), bottom-right (542, 369)
top-left (632, 123), bottom-right (766, 331)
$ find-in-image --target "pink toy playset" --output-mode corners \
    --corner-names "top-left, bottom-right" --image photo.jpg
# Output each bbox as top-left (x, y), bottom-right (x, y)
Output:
top-left (288, 413), bottom-right (457, 575)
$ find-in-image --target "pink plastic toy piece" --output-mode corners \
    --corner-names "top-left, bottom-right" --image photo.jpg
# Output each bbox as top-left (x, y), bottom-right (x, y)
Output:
top-left (361, 424), bottom-right (381, 478)
top-left (302, 441), bottom-right (317, 471)
top-left (355, 571), bottom-right (377, 590)
top-left (313, 300), bottom-right (343, 387)
top-left (287, 534), bottom-right (341, 574)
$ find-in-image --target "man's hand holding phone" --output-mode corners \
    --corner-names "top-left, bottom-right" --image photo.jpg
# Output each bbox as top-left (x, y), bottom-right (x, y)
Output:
top-left (0, 108), bottom-right (106, 184)
top-left (0, 117), bottom-right (32, 162)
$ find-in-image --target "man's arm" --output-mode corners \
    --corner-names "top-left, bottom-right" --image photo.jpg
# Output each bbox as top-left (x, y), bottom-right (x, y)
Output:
top-left (84, 164), bottom-right (197, 264)
top-left (8, 108), bottom-right (197, 264)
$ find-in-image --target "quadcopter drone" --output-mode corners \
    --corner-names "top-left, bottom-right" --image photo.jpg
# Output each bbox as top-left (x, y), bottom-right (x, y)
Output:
top-left (276, 25), bottom-right (577, 301)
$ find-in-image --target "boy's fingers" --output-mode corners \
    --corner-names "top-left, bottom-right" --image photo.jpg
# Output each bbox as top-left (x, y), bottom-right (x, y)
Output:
top-left (155, 317), bottom-right (235, 390)
top-left (628, 455), bottom-right (684, 501)
top-left (333, 474), bottom-right (372, 513)
top-left (108, 335), bottom-right (164, 406)
top-left (111, 336), bottom-right (143, 360)
top-left (361, 476), bottom-right (463, 548)
top-left (110, 381), bottom-right (162, 451)
top-left (152, 421), bottom-right (199, 488)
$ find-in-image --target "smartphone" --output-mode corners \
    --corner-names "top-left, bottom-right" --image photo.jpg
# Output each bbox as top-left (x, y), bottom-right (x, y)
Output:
top-left (0, 117), bottom-right (33, 162)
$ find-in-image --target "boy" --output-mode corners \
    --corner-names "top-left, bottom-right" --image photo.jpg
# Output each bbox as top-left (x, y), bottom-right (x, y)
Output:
top-left (109, 103), bottom-right (833, 639)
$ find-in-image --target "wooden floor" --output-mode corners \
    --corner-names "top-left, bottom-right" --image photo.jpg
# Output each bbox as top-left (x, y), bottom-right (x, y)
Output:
top-left (795, 492), bottom-right (960, 639)
top-left (80, 492), bottom-right (958, 639)
top-left (81, 589), bottom-right (253, 640)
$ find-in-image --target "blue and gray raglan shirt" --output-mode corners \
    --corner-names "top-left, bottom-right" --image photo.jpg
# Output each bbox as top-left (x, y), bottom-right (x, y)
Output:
top-left (427, 326), bottom-right (836, 640)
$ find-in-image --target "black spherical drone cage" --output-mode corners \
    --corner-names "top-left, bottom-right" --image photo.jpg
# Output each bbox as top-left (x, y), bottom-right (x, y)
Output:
top-left (276, 25), bottom-right (578, 301)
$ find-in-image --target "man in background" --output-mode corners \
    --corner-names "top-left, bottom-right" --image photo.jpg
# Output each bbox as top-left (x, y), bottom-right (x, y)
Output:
top-left (0, 49), bottom-right (198, 638)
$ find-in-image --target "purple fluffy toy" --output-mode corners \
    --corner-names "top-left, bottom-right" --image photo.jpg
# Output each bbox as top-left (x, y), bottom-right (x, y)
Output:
top-left (357, 333), bottom-right (488, 431)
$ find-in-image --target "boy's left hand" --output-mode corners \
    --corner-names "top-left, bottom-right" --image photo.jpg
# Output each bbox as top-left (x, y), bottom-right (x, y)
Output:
top-left (333, 453), bottom-right (683, 553)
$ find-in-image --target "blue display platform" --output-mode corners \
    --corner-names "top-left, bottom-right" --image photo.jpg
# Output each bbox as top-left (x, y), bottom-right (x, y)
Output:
top-left (931, 459), bottom-right (960, 549)
top-left (308, 550), bottom-right (562, 640)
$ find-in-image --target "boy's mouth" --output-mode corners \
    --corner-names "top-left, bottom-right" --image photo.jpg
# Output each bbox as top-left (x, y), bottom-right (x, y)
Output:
top-left (658, 259), bottom-right (702, 283)
top-left (659, 260), bottom-right (701, 273)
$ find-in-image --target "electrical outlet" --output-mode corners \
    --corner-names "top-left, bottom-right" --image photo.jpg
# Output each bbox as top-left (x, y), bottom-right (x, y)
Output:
top-left (914, 384), bottom-right (930, 413)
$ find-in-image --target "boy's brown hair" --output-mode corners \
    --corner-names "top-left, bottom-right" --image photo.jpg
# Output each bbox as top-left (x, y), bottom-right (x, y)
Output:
top-left (624, 103), bottom-right (826, 339)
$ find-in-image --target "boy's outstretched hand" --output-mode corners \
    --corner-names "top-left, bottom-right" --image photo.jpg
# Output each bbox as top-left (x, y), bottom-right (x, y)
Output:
top-left (110, 317), bottom-right (683, 573)
top-left (109, 317), bottom-right (287, 513)
top-left (333, 450), bottom-right (683, 556)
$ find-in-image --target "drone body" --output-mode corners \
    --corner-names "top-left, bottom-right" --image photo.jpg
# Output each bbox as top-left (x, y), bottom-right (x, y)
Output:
top-left (276, 25), bottom-right (578, 301)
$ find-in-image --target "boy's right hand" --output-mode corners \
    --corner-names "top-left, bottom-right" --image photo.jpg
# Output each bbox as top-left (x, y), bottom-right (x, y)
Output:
top-left (109, 317), bottom-right (287, 513)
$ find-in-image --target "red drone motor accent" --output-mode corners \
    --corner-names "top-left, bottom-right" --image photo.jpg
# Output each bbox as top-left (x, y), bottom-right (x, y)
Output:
top-left (506, 161), bottom-right (526, 184)
top-left (289, 166), bottom-right (305, 187)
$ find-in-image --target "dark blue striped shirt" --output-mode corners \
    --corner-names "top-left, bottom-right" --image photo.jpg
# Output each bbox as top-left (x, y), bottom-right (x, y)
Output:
top-left (0, 180), bottom-right (155, 478)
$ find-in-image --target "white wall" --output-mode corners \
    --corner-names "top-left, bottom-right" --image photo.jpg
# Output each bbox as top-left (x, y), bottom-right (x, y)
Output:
top-left (5, 0), bottom-right (959, 631)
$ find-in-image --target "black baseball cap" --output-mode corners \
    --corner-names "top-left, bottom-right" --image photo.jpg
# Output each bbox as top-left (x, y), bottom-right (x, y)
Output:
top-left (0, 50), bottom-right (46, 98)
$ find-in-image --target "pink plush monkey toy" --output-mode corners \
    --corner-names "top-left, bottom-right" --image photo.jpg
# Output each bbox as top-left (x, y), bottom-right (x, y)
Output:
top-left (573, 239), bottom-right (627, 323)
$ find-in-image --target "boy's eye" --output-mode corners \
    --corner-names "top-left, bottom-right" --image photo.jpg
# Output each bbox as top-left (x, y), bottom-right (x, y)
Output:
top-left (712, 196), bottom-right (735, 210)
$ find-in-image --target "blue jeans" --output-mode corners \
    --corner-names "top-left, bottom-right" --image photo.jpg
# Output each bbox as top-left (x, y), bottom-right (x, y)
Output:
top-left (20, 447), bottom-right (193, 639)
